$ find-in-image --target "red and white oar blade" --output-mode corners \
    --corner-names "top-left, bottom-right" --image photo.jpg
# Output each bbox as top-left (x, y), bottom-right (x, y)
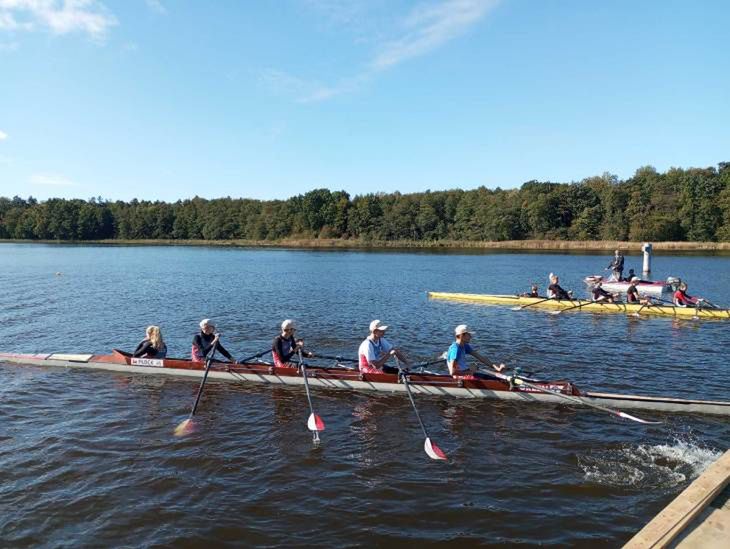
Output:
top-left (424, 437), bottom-right (447, 461)
top-left (174, 418), bottom-right (195, 437)
top-left (617, 411), bottom-right (662, 425)
top-left (307, 413), bottom-right (325, 432)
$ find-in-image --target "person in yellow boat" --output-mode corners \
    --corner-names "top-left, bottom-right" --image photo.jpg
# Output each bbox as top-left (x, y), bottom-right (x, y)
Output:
top-left (548, 273), bottom-right (572, 300)
top-left (520, 284), bottom-right (540, 298)
top-left (591, 281), bottom-right (617, 303)
top-left (446, 324), bottom-right (505, 379)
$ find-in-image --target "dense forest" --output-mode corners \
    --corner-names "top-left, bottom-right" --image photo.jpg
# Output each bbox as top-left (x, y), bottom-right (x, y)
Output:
top-left (2, 163), bottom-right (730, 242)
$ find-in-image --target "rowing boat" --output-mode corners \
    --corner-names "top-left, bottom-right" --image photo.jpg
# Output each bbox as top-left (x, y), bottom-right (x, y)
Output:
top-left (2, 350), bottom-right (729, 416)
top-left (427, 292), bottom-right (730, 319)
top-left (583, 275), bottom-right (674, 297)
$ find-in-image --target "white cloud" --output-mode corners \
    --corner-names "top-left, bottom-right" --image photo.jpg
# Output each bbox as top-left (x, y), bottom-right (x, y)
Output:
top-left (0, 0), bottom-right (117, 39)
top-left (145, 0), bottom-right (166, 15)
top-left (270, 0), bottom-right (499, 102)
top-left (30, 173), bottom-right (79, 186)
top-left (0, 130), bottom-right (7, 140)
top-left (371, 0), bottom-right (499, 70)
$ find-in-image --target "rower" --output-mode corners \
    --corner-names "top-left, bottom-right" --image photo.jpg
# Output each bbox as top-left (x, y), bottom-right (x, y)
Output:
top-left (626, 277), bottom-right (651, 306)
top-left (591, 281), bottom-right (616, 303)
top-left (192, 319), bottom-right (235, 363)
top-left (520, 284), bottom-right (540, 298)
top-left (447, 324), bottom-right (504, 380)
top-left (133, 325), bottom-right (167, 358)
top-left (673, 282), bottom-right (700, 307)
top-left (272, 319), bottom-right (314, 368)
top-left (548, 273), bottom-right (572, 300)
top-left (358, 320), bottom-right (410, 374)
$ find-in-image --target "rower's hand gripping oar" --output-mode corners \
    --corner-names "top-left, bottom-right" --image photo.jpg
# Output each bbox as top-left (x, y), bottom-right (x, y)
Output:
top-left (174, 341), bottom-right (219, 437)
top-left (396, 357), bottom-right (447, 461)
top-left (299, 348), bottom-right (325, 444)
top-left (493, 369), bottom-right (662, 425)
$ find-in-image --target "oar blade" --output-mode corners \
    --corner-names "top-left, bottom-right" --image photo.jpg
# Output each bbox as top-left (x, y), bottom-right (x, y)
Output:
top-left (174, 418), bottom-right (194, 437)
top-left (307, 413), bottom-right (325, 432)
top-left (617, 411), bottom-right (662, 425)
top-left (424, 437), bottom-right (447, 461)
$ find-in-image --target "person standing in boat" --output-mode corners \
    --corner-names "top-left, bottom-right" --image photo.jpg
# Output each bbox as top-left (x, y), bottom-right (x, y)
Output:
top-left (673, 282), bottom-right (700, 307)
top-left (607, 249), bottom-right (624, 281)
top-left (591, 281), bottom-right (616, 303)
top-left (358, 320), bottom-right (410, 374)
top-left (548, 273), bottom-right (572, 300)
top-left (192, 319), bottom-right (235, 363)
top-left (447, 324), bottom-right (505, 379)
top-left (132, 325), bottom-right (167, 358)
top-left (272, 319), bottom-right (314, 368)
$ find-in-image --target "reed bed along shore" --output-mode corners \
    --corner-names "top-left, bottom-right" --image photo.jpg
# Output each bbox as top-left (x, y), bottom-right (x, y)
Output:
top-left (3, 238), bottom-right (730, 252)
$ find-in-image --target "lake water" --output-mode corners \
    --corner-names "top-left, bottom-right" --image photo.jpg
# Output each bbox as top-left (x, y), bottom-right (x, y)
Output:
top-left (1, 243), bottom-right (728, 546)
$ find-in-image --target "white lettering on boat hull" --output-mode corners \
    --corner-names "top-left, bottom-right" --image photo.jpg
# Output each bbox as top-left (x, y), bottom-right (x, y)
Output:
top-left (131, 358), bottom-right (164, 368)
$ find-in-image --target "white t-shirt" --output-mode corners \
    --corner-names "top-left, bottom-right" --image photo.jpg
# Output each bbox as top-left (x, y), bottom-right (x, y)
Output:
top-left (358, 336), bottom-right (393, 369)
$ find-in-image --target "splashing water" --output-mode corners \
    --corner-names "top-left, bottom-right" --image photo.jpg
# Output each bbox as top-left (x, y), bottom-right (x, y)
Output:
top-left (578, 436), bottom-right (721, 489)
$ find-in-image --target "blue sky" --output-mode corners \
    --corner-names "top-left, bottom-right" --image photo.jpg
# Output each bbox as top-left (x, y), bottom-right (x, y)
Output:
top-left (1, 0), bottom-right (728, 202)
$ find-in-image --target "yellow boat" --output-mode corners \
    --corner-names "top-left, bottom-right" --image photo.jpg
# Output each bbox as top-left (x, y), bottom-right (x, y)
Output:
top-left (427, 292), bottom-right (730, 320)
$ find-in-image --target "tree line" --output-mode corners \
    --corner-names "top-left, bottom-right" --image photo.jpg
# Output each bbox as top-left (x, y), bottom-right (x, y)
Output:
top-left (2, 163), bottom-right (730, 242)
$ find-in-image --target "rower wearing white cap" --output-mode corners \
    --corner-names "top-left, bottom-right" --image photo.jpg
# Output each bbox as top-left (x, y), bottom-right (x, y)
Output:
top-left (447, 324), bottom-right (504, 379)
top-left (191, 318), bottom-right (235, 363)
top-left (272, 319), bottom-right (314, 368)
top-left (358, 320), bottom-right (410, 374)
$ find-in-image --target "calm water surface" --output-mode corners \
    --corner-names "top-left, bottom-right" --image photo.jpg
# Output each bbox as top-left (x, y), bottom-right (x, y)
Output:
top-left (1, 243), bottom-right (728, 547)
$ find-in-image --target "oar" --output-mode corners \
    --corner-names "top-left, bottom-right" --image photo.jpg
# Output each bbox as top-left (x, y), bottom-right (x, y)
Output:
top-left (411, 352), bottom-right (448, 370)
top-left (396, 358), bottom-right (447, 461)
top-left (550, 298), bottom-right (584, 315)
top-left (481, 368), bottom-right (661, 424)
top-left (174, 342), bottom-right (219, 437)
top-left (312, 354), bottom-right (358, 363)
top-left (298, 348), bottom-right (325, 444)
top-left (511, 297), bottom-right (553, 311)
top-left (629, 295), bottom-right (655, 318)
top-left (237, 348), bottom-right (271, 363)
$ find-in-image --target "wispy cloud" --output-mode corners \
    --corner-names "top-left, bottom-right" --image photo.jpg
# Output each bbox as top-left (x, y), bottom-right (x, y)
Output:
top-left (145, 0), bottom-right (166, 15)
top-left (260, 68), bottom-right (367, 104)
top-left (0, 129), bottom-right (7, 140)
top-left (30, 173), bottom-right (79, 186)
top-left (0, 40), bottom-right (19, 50)
top-left (0, 0), bottom-right (117, 40)
top-left (267, 0), bottom-right (499, 103)
top-left (371, 0), bottom-right (499, 70)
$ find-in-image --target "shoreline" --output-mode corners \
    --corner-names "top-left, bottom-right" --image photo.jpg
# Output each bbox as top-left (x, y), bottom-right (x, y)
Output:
top-left (0, 238), bottom-right (730, 253)
top-left (2, 238), bottom-right (730, 252)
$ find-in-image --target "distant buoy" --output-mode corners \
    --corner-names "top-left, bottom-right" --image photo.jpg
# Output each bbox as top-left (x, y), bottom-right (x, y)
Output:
top-left (55, 272), bottom-right (62, 276)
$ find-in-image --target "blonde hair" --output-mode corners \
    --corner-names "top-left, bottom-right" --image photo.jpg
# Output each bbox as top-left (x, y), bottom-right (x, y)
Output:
top-left (146, 325), bottom-right (164, 350)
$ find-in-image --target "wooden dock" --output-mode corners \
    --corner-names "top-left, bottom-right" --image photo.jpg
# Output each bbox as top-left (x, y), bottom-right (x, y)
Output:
top-left (624, 449), bottom-right (730, 548)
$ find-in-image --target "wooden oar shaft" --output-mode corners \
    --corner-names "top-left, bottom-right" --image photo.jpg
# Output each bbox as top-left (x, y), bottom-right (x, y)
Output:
top-left (299, 350), bottom-right (316, 416)
top-left (189, 343), bottom-right (217, 417)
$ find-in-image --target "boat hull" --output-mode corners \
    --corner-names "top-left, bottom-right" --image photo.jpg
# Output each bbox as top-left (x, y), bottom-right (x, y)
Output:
top-left (427, 292), bottom-right (730, 319)
top-left (2, 351), bottom-right (729, 417)
top-left (584, 275), bottom-right (668, 297)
